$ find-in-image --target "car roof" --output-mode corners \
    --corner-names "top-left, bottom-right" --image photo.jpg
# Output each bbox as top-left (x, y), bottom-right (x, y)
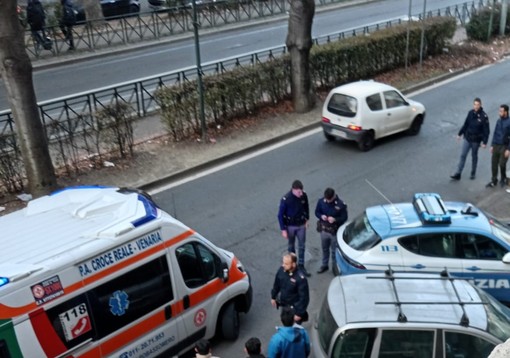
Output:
top-left (330, 80), bottom-right (397, 97)
top-left (329, 271), bottom-right (489, 331)
top-left (366, 200), bottom-right (493, 239)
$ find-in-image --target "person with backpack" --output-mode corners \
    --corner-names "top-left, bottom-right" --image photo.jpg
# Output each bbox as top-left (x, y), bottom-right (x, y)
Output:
top-left (60, 0), bottom-right (76, 51)
top-left (26, 0), bottom-right (52, 51)
top-left (267, 307), bottom-right (310, 358)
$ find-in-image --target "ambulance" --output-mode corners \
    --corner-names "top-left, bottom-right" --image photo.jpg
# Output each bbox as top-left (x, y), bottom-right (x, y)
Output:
top-left (0, 186), bottom-right (252, 357)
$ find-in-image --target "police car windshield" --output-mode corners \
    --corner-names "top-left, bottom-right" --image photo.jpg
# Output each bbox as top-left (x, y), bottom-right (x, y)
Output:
top-left (487, 214), bottom-right (510, 245)
top-left (474, 286), bottom-right (510, 341)
top-left (344, 212), bottom-right (381, 251)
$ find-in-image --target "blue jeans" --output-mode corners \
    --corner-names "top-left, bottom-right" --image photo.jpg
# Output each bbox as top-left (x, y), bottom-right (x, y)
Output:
top-left (320, 231), bottom-right (337, 267)
top-left (287, 225), bottom-right (306, 266)
top-left (456, 139), bottom-right (480, 176)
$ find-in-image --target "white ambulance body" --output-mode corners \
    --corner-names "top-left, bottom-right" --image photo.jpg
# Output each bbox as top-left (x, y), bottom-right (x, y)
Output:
top-left (0, 186), bottom-right (252, 358)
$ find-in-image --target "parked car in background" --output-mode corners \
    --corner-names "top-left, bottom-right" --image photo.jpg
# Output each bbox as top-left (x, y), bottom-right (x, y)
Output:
top-left (335, 193), bottom-right (510, 305)
top-left (72, 0), bottom-right (140, 22)
top-left (321, 80), bottom-right (426, 151)
top-left (311, 270), bottom-right (510, 358)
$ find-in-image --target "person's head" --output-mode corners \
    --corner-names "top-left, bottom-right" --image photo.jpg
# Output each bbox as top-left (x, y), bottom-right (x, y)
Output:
top-left (244, 337), bottom-right (262, 355)
top-left (500, 104), bottom-right (509, 118)
top-left (281, 306), bottom-right (295, 327)
top-left (194, 339), bottom-right (211, 355)
top-left (291, 180), bottom-right (304, 198)
top-left (473, 98), bottom-right (482, 111)
top-left (324, 187), bottom-right (335, 202)
top-left (282, 253), bottom-right (297, 273)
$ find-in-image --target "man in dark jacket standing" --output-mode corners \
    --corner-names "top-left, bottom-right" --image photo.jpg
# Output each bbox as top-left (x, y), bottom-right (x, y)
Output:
top-left (271, 253), bottom-right (309, 325)
top-left (60, 0), bottom-right (76, 51)
top-left (26, 0), bottom-right (50, 50)
top-left (451, 98), bottom-right (489, 181)
top-left (315, 188), bottom-right (347, 274)
top-left (277, 180), bottom-right (310, 276)
top-left (487, 104), bottom-right (510, 188)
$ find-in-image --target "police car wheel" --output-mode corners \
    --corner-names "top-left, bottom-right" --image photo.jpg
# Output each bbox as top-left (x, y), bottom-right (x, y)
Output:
top-left (220, 301), bottom-right (240, 340)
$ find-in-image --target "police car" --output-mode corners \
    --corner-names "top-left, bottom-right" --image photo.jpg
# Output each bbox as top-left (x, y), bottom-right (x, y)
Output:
top-left (335, 193), bottom-right (510, 304)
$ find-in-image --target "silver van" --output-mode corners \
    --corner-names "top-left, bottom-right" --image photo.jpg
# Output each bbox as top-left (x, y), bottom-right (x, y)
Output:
top-left (311, 269), bottom-right (510, 358)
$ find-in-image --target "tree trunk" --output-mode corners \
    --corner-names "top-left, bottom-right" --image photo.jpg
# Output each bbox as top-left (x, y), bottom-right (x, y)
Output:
top-left (286, 0), bottom-right (315, 113)
top-left (0, 0), bottom-right (58, 197)
top-left (82, 0), bottom-right (104, 23)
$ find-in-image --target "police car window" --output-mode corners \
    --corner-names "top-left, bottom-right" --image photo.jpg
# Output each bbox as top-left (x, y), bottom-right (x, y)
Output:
top-left (460, 234), bottom-right (507, 260)
top-left (366, 93), bottom-right (383, 111)
top-left (383, 90), bottom-right (406, 109)
top-left (399, 236), bottom-right (419, 254)
top-left (327, 93), bottom-right (357, 117)
top-left (344, 212), bottom-right (381, 251)
top-left (416, 234), bottom-right (456, 258)
top-left (378, 329), bottom-right (434, 358)
top-left (444, 331), bottom-right (495, 358)
top-left (488, 215), bottom-right (510, 245)
top-left (331, 328), bottom-right (376, 358)
top-left (86, 256), bottom-right (173, 339)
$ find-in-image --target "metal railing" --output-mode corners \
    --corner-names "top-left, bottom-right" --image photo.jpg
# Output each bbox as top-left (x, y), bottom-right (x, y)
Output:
top-left (1, 0), bottom-right (494, 141)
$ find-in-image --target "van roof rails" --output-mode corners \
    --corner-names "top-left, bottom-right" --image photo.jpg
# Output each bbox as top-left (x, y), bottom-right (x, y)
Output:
top-left (366, 266), bottom-right (486, 327)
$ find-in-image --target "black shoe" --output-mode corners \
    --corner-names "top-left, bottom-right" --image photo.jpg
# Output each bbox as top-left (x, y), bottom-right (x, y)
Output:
top-left (500, 179), bottom-right (507, 188)
top-left (299, 266), bottom-right (311, 277)
top-left (450, 173), bottom-right (461, 180)
top-left (470, 173), bottom-right (475, 180)
top-left (67, 46), bottom-right (75, 51)
top-left (486, 181), bottom-right (497, 188)
top-left (317, 266), bottom-right (328, 274)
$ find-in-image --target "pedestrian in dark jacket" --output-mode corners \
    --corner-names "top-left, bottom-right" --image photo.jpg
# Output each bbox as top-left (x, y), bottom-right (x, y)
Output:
top-left (270, 253), bottom-right (309, 325)
top-left (277, 180), bottom-right (310, 276)
top-left (245, 337), bottom-right (265, 358)
top-left (267, 307), bottom-right (310, 358)
top-left (315, 188), bottom-right (347, 274)
top-left (60, 0), bottom-right (76, 51)
top-left (450, 97), bottom-right (489, 181)
top-left (26, 0), bottom-right (50, 50)
top-left (486, 104), bottom-right (510, 188)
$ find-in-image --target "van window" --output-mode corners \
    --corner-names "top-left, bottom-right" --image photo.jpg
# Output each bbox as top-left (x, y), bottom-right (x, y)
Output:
top-left (444, 331), bottom-right (494, 358)
top-left (344, 212), bottom-right (381, 251)
top-left (378, 329), bottom-right (434, 358)
top-left (327, 94), bottom-right (357, 117)
top-left (47, 256), bottom-right (173, 345)
top-left (331, 328), bottom-right (375, 358)
top-left (176, 242), bottom-right (222, 288)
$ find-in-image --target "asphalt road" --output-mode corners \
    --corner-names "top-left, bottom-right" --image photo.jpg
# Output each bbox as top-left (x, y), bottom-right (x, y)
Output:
top-left (0, 0), bottom-right (467, 110)
top-left (150, 58), bottom-right (510, 357)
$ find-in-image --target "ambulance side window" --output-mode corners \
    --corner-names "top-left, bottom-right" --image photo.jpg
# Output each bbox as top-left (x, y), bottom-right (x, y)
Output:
top-left (88, 256), bottom-right (173, 339)
top-left (176, 242), bottom-right (222, 288)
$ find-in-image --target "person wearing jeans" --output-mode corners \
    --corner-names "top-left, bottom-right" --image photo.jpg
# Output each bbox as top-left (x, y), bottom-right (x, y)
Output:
top-left (451, 98), bottom-right (489, 181)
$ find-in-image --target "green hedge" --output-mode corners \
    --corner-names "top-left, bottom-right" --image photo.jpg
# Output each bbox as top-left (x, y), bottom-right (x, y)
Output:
top-left (466, 3), bottom-right (510, 42)
top-left (156, 16), bottom-right (456, 140)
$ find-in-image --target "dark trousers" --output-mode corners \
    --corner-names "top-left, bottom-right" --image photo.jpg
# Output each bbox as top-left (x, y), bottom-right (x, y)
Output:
top-left (320, 231), bottom-right (336, 267)
top-left (491, 144), bottom-right (508, 183)
top-left (287, 224), bottom-right (306, 266)
top-left (60, 24), bottom-right (74, 49)
top-left (31, 28), bottom-right (46, 47)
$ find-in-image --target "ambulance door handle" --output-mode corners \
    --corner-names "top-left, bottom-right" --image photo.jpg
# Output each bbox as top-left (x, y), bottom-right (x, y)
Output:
top-left (165, 305), bottom-right (172, 320)
top-left (183, 295), bottom-right (190, 309)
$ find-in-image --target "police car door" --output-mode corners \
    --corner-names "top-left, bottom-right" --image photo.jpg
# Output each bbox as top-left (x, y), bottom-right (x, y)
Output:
top-left (458, 233), bottom-right (510, 303)
top-left (173, 240), bottom-right (228, 342)
top-left (399, 233), bottom-right (464, 274)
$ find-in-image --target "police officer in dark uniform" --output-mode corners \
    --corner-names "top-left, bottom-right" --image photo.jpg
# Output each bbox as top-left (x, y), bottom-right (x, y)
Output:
top-left (270, 253), bottom-right (310, 324)
top-left (450, 97), bottom-right (489, 181)
top-left (277, 180), bottom-right (310, 276)
top-left (315, 188), bottom-right (348, 274)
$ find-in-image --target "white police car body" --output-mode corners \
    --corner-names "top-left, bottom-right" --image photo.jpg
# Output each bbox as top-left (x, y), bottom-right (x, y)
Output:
top-left (335, 193), bottom-right (510, 304)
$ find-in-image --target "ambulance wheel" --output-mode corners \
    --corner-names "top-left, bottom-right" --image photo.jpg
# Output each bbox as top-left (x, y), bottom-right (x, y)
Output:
top-left (220, 301), bottom-right (240, 340)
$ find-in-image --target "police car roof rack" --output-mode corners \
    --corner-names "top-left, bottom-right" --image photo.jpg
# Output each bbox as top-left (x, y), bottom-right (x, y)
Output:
top-left (413, 193), bottom-right (451, 224)
top-left (368, 265), bottom-right (487, 327)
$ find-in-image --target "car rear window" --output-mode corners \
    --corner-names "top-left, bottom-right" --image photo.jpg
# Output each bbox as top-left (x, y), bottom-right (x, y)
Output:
top-left (343, 212), bottom-right (381, 251)
top-left (327, 93), bottom-right (357, 117)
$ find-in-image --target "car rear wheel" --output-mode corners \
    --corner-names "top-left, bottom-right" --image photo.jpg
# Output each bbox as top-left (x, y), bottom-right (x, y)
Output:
top-left (408, 115), bottom-right (423, 135)
top-left (323, 131), bottom-right (335, 142)
top-left (357, 131), bottom-right (375, 151)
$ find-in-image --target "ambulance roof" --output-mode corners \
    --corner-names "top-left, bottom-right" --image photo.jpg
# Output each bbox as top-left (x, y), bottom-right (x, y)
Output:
top-left (0, 186), bottom-right (184, 285)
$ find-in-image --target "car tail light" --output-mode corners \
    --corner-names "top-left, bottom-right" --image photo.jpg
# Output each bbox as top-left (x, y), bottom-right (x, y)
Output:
top-left (342, 251), bottom-right (366, 270)
top-left (348, 124), bottom-right (362, 131)
top-left (322, 116), bottom-right (331, 123)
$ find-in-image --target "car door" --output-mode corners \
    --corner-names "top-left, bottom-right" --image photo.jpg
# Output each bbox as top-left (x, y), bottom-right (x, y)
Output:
top-left (443, 330), bottom-right (496, 358)
top-left (458, 233), bottom-right (510, 303)
top-left (382, 90), bottom-right (411, 136)
top-left (399, 233), bottom-right (464, 275)
top-left (375, 329), bottom-right (436, 358)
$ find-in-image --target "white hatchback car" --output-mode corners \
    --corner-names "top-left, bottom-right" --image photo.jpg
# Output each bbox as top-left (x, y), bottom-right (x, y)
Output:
top-left (311, 270), bottom-right (510, 358)
top-left (321, 81), bottom-right (426, 151)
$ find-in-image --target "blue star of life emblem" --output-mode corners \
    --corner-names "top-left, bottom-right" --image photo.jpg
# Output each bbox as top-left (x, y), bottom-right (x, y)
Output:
top-left (109, 290), bottom-right (129, 316)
